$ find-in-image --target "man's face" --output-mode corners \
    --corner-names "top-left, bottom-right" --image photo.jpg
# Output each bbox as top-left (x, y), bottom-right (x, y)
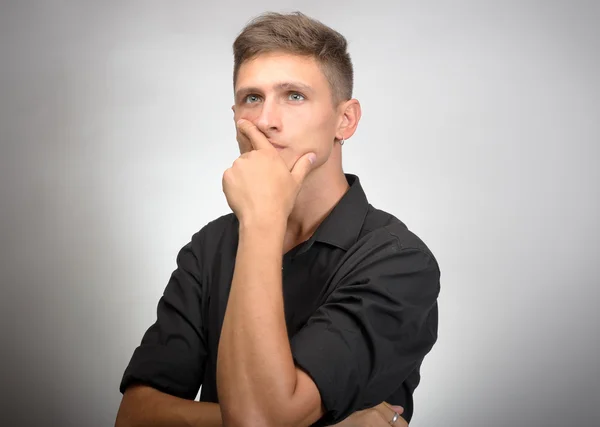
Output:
top-left (232, 52), bottom-right (341, 170)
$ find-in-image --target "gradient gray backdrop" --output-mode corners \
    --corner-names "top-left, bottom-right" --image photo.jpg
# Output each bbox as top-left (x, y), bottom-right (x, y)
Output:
top-left (1, 1), bottom-right (598, 426)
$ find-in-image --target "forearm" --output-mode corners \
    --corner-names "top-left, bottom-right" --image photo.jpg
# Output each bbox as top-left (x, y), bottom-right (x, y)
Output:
top-left (115, 384), bottom-right (222, 427)
top-left (217, 220), bottom-right (297, 425)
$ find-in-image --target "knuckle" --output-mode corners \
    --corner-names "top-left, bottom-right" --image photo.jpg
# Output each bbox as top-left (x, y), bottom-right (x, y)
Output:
top-left (366, 411), bottom-right (380, 425)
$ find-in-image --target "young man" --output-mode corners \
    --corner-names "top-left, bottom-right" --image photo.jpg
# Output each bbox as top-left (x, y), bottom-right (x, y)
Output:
top-left (116, 12), bottom-right (440, 427)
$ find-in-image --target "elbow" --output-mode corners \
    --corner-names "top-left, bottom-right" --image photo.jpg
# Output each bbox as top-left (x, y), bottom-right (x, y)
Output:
top-left (114, 385), bottom-right (153, 427)
top-left (114, 408), bottom-right (132, 427)
top-left (225, 419), bottom-right (290, 427)
top-left (221, 408), bottom-right (274, 427)
top-left (115, 401), bottom-right (137, 427)
top-left (220, 385), bottom-right (312, 427)
top-left (221, 405), bottom-right (296, 427)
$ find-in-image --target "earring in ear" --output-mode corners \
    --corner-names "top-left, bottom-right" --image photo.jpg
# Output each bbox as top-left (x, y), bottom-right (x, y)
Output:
top-left (339, 137), bottom-right (345, 146)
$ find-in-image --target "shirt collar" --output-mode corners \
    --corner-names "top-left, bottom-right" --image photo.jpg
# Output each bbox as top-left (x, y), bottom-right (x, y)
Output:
top-left (298, 173), bottom-right (370, 254)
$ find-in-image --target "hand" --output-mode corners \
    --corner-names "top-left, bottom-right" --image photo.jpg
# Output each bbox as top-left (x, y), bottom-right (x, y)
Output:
top-left (331, 402), bottom-right (408, 427)
top-left (222, 119), bottom-right (317, 226)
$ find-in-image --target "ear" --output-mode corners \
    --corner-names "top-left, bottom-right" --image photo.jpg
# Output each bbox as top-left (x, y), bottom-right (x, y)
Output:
top-left (335, 99), bottom-right (362, 141)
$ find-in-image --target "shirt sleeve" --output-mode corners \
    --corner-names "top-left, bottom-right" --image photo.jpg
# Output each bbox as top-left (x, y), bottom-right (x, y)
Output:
top-left (290, 232), bottom-right (440, 426)
top-left (119, 229), bottom-right (209, 400)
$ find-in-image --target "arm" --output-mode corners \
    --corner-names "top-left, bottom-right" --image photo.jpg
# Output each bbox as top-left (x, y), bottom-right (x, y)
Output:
top-left (215, 220), bottom-right (436, 427)
top-left (217, 120), bottom-right (323, 426)
top-left (115, 386), bottom-right (406, 427)
top-left (217, 120), bottom-right (438, 426)
top-left (216, 221), bottom-right (324, 427)
top-left (116, 231), bottom-right (210, 426)
top-left (115, 384), bottom-right (222, 427)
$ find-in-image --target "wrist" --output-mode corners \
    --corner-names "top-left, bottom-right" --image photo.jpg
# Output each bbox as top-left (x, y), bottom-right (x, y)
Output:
top-left (238, 214), bottom-right (287, 237)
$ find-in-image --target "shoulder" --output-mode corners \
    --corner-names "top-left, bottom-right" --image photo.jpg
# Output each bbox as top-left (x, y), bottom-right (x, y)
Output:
top-left (359, 205), bottom-right (437, 261)
top-left (330, 204), bottom-right (441, 287)
top-left (195, 212), bottom-right (238, 242)
top-left (183, 212), bottom-right (238, 260)
top-left (333, 204), bottom-right (441, 299)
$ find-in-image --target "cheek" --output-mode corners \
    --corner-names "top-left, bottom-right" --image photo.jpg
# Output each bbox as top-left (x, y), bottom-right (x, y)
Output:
top-left (235, 107), bottom-right (259, 122)
top-left (304, 113), bottom-right (336, 150)
top-left (314, 139), bottom-right (334, 166)
top-left (291, 109), bottom-right (334, 139)
top-left (288, 132), bottom-right (333, 168)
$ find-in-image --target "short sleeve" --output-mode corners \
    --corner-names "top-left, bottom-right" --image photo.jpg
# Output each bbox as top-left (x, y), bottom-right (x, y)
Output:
top-left (290, 234), bottom-right (440, 425)
top-left (119, 230), bottom-right (209, 400)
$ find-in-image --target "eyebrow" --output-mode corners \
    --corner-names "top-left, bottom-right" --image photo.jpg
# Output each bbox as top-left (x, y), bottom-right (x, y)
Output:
top-left (235, 81), bottom-right (315, 103)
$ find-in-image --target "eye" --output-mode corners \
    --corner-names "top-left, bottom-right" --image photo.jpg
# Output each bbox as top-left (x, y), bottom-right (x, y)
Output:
top-left (288, 92), bottom-right (305, 101)
top-left (244, 94), bottom-right (261, 104)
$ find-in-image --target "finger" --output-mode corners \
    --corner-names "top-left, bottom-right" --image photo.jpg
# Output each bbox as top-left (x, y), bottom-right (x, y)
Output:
top-left (375, 402), bottom-right (404, 425)
top-left (236, 128), bottom-right (253, 153)
top-left (383, 401), bottom-right (404, 415)
top-left (290, 152), bottom-right (316, 184)
top-left (372, 407), bottom-right (393, 426)
top-left (390, 405), bottom-right (404, 415)
top-left (236, 119), bottom-right (273, 151)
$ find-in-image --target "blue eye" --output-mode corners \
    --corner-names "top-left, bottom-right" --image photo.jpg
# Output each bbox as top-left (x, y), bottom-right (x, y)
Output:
top-left (289, 92), bottom-right (305, 101)
top-left (245, 95), bottom-right (260, 103)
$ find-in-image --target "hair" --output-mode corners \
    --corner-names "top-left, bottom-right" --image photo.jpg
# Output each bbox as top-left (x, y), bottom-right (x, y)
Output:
top-left (232, 12), bottom-right (354, 104)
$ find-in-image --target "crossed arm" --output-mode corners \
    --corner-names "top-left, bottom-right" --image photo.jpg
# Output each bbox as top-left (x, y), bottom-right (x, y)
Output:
top-left (115, 221), bottom-right (409, 427)
top-left (116, 384), bottom-right (407, 427)
top-left (116, 121), bottom-right (437, 427)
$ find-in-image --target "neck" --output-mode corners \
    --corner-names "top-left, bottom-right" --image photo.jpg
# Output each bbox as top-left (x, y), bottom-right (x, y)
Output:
top-left (284, 145), bottom-right (349, 252)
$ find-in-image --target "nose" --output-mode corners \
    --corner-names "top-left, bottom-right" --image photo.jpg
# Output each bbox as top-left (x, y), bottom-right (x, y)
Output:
top-left (255, 97), bottom-right (282, 135)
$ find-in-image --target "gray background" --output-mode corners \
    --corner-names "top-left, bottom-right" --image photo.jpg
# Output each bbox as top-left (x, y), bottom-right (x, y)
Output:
top-left (1, 1), bottom-right (598, 426)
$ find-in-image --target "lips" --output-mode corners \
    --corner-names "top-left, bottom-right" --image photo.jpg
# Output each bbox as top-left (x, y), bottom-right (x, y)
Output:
top-left (269, 141), bottom-right (285, 149)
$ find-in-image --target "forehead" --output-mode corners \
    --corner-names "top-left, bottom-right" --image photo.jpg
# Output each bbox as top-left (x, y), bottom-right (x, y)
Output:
top-left (235, 51), bottom-right (329, 91)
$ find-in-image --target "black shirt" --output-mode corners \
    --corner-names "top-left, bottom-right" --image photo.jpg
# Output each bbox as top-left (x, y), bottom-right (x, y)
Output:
top-left (120, 173), bottom-right (440, 425)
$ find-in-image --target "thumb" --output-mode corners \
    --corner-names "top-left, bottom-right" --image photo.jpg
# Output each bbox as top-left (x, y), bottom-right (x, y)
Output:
top-left (390, 405), bottom-right (404, 415)
top-left (291, 152), bottom-right (317, 183)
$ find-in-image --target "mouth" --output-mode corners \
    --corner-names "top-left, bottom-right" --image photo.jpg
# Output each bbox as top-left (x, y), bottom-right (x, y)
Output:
top-left (269, 141), bottom-right (286, 150)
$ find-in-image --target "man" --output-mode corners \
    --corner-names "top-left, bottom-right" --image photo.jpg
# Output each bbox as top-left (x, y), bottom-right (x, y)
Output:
top-left (116, 11), bottom-right (440, 427)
